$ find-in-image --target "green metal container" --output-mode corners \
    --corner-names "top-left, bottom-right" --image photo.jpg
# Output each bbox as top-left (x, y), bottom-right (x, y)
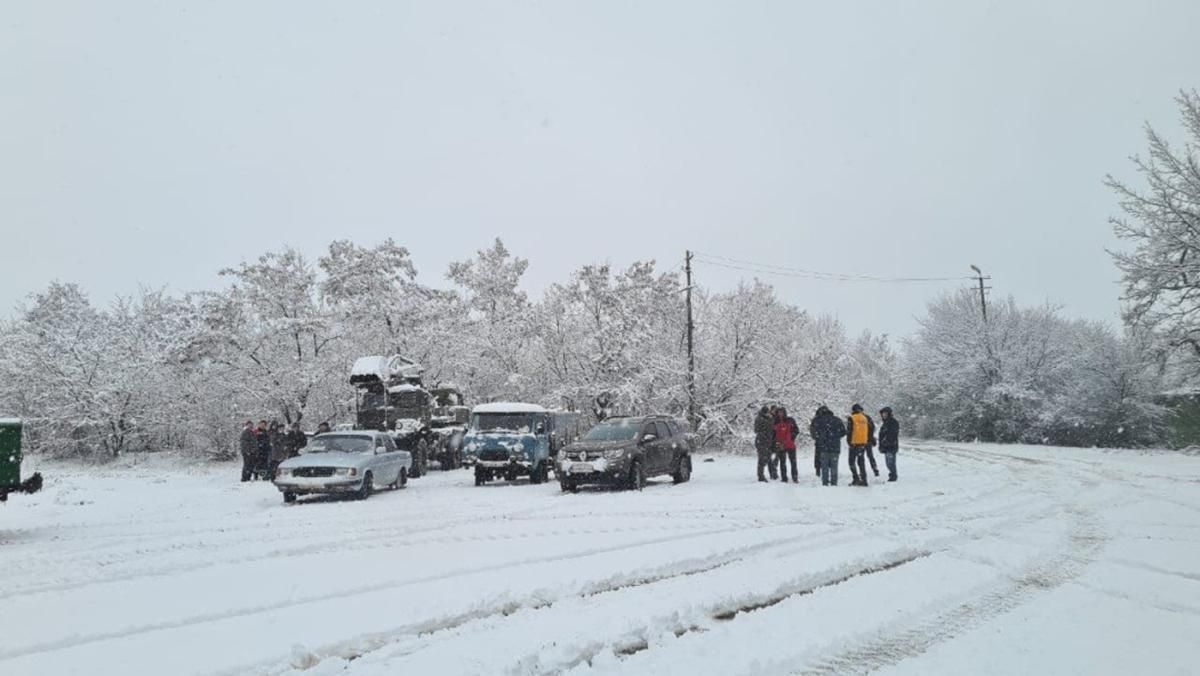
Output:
top-left (0, 418), bottom-right (20, 488)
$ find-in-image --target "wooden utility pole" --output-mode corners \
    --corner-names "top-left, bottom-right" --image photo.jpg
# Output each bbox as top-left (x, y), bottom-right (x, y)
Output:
top-left (970, 264), bottom-right (989, 323)
top-left (685, 250), bottom-right (696, 431)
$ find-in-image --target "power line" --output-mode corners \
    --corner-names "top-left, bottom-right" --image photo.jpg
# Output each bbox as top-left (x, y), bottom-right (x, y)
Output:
top-left (691, 252), bottom-right (975, 284)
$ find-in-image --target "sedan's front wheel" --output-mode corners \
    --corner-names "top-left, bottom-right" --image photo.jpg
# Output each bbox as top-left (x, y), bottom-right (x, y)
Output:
top-left (283, 491), bottom-right (297, 504)
top-left (356, 472), bottom-right (374, 500)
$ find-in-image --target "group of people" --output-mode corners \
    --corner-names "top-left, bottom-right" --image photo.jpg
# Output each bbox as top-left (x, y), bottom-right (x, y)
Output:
top-left (754, 404), bottom-right (900, 487)
top-left (239, 419), bottom-right (326, 481)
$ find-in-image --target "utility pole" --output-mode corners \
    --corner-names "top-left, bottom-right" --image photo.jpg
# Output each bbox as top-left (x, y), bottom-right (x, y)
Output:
top-left (969, 264), bottom-right (989, 323)
top-left (685, 251), bottom-right (696, 431)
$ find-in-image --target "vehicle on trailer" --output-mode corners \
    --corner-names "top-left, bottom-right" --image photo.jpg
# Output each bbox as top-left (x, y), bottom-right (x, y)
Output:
top-left (0, 418), bottom-right (42, 502)
top-left (463, 403), bottom-right (556, 486)
top-left (429, 385), bottom-right (470, 469)
top-left (558, 415), bottom-right (693, 492)
top-left (349, 355), bottom-right (467, 477)
top-left (273, 431), bottom-right (411, 504)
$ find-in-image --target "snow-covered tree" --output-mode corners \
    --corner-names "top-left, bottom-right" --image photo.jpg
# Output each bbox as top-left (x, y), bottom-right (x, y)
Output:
top-left (444, 239), bottom-right (535, 400)
top-left (191, 248), bottom-right (345, 427)
top-left (1108, 90), bottom-right (1200, 375)
top-left (899, 290), bottom-right (1165, 446)
top-left (692, 281), bottom-right (851, 445)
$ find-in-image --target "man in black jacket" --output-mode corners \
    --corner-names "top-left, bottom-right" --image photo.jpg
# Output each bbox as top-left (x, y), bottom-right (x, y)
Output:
top-left (754, 406), bottom-right (778, 482)
top-left (238, 421), bottom-right (257, 482)
top-left (285, 422), bottom-right (308, 458)
top-left (254, 420), bottom-right (272, 479)
top-left (878, 407), bottom-right (900, 481)
top-left (809, 406), bottom-right (846, 486)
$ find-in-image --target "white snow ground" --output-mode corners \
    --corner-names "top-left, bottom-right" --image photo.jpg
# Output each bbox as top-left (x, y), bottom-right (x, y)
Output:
top-left (1, 442), bottom-right (1198, 676)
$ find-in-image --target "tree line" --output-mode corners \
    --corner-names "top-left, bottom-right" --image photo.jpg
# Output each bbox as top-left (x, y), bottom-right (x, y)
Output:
top-left (4, 88), bottom-right (1197, 459)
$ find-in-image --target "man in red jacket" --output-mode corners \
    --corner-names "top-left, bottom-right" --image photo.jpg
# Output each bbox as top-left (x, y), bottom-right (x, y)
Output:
top-left (773, 407), bottom-right (800, 483)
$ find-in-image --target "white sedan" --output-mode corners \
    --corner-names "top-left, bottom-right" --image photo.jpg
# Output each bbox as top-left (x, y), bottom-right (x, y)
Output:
top-left (273, 431), bottom-right (411, 504)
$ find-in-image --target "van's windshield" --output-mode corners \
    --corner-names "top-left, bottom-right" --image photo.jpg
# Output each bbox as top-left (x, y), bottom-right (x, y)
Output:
top-left (472, 413), bottom-right (536, 433)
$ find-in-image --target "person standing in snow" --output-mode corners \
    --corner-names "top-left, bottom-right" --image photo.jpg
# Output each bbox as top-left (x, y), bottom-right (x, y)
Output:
top-left (773, 407), bottom-right (800, 483)
top-left (878, 407), bottom-right (900, 481)
top-left (285, 422), bottom-right (307, 458)
top-left (239, 420), bottom-right (257, 482)
top-left (754, 405), bottom-right (778, 482)
top-left (845, 404), bottom-right (877, 486)
top-left (267, 421), bottom-right (288, 477)
top-left (254, 420), bottom-right (272, 479)
top-left (809, 406), bottom-right (846, 486)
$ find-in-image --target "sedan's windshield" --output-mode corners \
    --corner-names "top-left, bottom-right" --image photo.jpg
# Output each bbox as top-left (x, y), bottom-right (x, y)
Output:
top-left (583, 421), bottom-right (640, 442)
top-left (306, 435), bottom-right (373, 454)
top-left (472, 413), bottom-right (535, 433)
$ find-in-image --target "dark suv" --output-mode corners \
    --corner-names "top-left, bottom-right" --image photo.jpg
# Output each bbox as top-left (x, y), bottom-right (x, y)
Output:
top-left (557, 415), bottom-right (693, 492)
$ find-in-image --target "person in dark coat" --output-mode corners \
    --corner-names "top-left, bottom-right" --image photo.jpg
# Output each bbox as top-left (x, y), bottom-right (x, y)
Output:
top-left (285, 422), bottom-right (308, 458)
top-left (845, 404), bottom-right (877, 486)
top-left (238, 421), bottom-right (257, 482)
top-left (809, 406), bottom-right (846, 486)
top-left (254, 420), bottom-right (272, 479)
top-left (773, 407), bottom-right (800, 483)
top-left (267, 421), bottom-right (288, 477)
top-left (754, 406), bottom-right (778, 482)
top-left (878, 407), bottom-right (900, 481)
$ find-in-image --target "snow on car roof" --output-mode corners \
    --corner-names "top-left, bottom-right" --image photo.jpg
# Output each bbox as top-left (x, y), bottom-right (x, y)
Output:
top-left (387, 384), bottom-right (426, 393)
top-left (472, 402), bottom-right (547, 414)
top-left (0, 417), bottom-right (21, 425)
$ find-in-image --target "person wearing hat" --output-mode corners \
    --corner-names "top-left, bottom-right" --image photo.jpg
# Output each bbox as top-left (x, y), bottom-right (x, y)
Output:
top-left (878, 407), bottom-right (900, 481)
top-left (845, 404), bottom-right (877, 486)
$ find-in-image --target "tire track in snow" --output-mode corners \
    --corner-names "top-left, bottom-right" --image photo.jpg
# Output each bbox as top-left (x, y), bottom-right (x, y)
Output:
top-left (0, 520), bottom-right (805, 662)
top-left (271, 532), bottom-right (840, 675)
top-left (396, 500), bottom-right (1060, 676)
top-left (796, 505), bottom-right (1107, 675)
top-left (490, 548), bottom-right (935, 676)
top-left (0, 513), bottom-right (762, 600)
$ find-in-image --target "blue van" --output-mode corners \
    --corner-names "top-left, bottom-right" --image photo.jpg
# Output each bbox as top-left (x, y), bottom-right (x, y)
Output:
top-left (463, 403), bottom-right (555, 485)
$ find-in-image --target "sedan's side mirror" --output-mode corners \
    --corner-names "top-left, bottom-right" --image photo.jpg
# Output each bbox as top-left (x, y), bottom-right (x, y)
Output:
top-left (641, 433), bottom-right (657, 444)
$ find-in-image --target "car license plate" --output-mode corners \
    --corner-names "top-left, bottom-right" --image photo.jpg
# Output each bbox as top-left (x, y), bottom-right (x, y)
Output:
top-left (570, 462), bottom-right (594, 474)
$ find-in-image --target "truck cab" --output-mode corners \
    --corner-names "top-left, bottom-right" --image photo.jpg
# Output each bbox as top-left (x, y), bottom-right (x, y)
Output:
top-left (463, 403), bottom-right (554, 485)
top-left (1, 418), bottom-right (43, 502)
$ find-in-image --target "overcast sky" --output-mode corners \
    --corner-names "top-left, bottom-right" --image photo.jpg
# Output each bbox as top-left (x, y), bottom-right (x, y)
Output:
top-left (3, 1), bottom-right (1198, 336)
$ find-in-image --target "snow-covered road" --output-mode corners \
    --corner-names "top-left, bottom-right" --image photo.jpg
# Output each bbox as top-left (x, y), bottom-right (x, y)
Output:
top-left (2, 443), bottom-right (1198, 676)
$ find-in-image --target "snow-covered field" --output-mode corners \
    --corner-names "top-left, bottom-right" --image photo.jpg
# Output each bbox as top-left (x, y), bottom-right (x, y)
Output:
top-left (2, 443), bottom-right (1198, 676)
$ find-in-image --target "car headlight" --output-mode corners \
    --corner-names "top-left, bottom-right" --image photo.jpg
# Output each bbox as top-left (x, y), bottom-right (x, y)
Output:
top-left (276, 468), bottom-right (291, 478)
top-left (334, 468), bottom-right (358, 477)
top-left (604, 448), bottom-right (626, 460)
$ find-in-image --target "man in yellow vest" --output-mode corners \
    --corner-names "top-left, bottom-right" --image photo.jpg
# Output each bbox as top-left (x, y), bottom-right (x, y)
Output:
top-left (845, 404), bottom-right (878, 486)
